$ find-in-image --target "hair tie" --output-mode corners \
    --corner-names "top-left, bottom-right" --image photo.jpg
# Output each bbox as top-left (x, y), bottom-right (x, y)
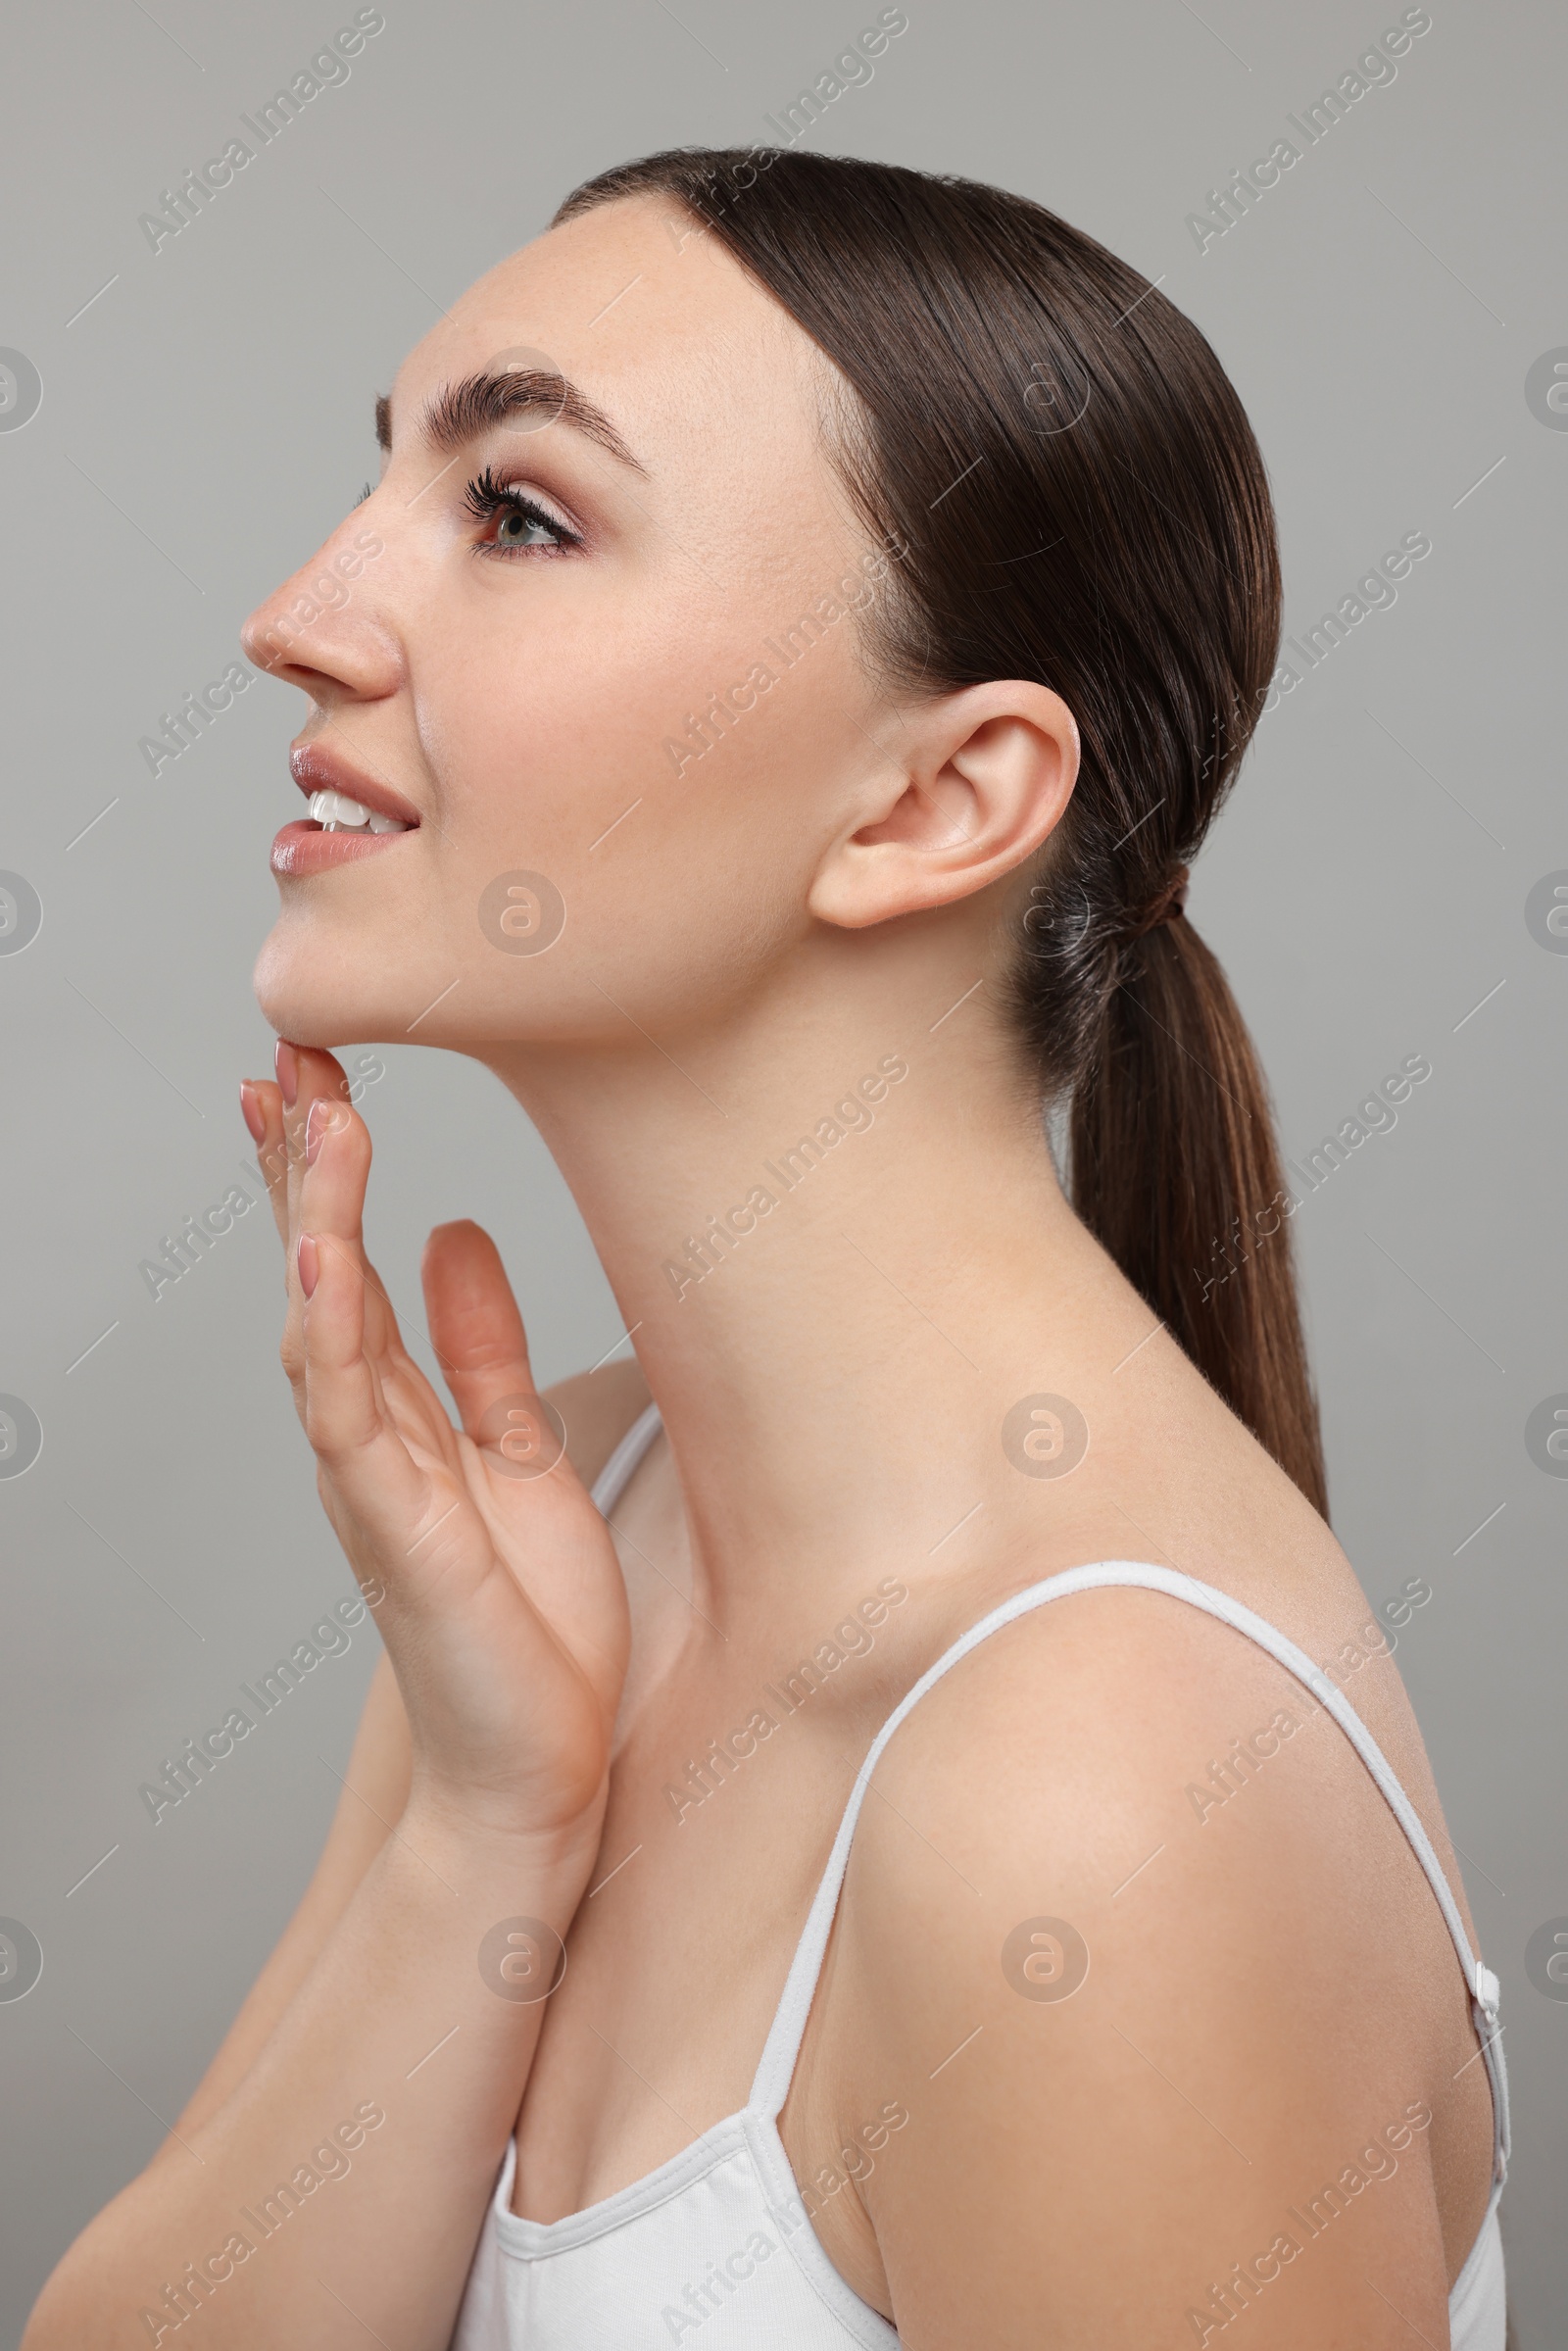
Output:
top-left (1126, 863), bottom-right (1191, 939)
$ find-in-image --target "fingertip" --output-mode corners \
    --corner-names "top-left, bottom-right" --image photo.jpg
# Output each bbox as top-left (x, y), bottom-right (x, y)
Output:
top-left (298, 1231), bottom-right (319, 1300)
top-left (424, 1217), bottom-right (491, 1257)
top-left (305, 1097), bottom-right (349, 1167)
top-left (420, 1220), bottom-right (500, 1300)
top-left (300, 1042), bottom-right (354, 1095)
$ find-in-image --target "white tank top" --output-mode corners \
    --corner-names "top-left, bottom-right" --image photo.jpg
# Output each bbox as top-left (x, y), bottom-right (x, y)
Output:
top-left (453, 1403), bottom-right (1509, 2350)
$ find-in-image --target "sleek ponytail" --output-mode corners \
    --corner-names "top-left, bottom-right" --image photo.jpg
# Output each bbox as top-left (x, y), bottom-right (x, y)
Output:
top-left (1071, 919), bottom-right (1327, 1516)
top-left (556, 147), bottom-right (1329, 1518)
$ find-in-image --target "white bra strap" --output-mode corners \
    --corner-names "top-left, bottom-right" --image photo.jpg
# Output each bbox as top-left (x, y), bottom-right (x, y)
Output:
top-left (588, 1399), bottom-right (662, 1515)
top-left (747, 1559), bottom-right (1509, 2190)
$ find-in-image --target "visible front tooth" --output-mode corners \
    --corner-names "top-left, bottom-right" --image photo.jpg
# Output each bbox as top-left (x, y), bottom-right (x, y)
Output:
top-left (309, 788), bottom-right (371, 827)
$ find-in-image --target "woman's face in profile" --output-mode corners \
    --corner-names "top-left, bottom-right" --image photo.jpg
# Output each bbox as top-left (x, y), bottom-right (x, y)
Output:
top-left (243, 194), bottom-right (890, 1055)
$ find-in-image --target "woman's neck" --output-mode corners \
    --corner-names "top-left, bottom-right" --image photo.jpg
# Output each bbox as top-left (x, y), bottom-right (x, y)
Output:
top-left (480, 922), bottom-right (1149, 1632)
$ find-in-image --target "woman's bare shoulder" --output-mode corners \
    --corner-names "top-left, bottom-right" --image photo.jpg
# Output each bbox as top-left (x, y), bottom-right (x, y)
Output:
top-left (806, 1565), bottom-right (1488, 2340)
top-left (861, 1447), bottom-right (1474, 1994)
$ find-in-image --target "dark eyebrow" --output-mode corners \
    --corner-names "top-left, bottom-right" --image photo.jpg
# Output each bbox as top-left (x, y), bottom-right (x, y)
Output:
top-left (374, 372), bottom-right (647, 476)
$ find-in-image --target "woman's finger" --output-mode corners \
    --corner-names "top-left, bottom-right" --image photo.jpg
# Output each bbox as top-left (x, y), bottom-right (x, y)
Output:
top-left (295, 1225), bottom-right (434, 1569)
top-left (273, 1041), bottom-right (352, 1298)
top-left (239, 1076), bottom-right (291, 1262)
top-left (298, 1092), bottom-right (368, 1248)
top-left (293, 1078), bottom-right (409, 1370)
top-left (242, 1062), bottom-right (392, 1364)
top-left (421, 1221), bottom-right (562, 1474)
top-left (276, 1042), bottom-right (351, 1264)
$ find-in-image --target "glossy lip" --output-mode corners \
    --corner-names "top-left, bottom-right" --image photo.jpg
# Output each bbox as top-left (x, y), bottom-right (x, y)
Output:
top-left (271, 818), bottom-right (411, 876)
top-left (272, 741), bottom-right (423, 878)
top-left (289, 740), bottom-right (422, 829)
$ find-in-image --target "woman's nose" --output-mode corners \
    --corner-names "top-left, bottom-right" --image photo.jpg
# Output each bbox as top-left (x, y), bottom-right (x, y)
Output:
top-left (240, 510), bottom-right (399, 703)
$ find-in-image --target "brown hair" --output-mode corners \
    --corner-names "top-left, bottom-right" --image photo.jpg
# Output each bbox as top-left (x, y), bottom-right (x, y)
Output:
top-left (556, 148), bottom-right (1328, 1518)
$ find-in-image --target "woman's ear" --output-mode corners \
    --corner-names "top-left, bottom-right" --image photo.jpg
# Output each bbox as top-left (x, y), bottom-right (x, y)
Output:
top-left (808, 679), bottom-right (1080, 931)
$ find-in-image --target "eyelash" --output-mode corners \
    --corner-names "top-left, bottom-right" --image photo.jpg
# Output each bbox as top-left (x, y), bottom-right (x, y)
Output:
top-left (462, 465), bottom-right (581, 560)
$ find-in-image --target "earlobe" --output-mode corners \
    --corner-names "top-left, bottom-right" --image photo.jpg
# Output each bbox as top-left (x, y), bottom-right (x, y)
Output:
top-left (808, 683), bottom-right (1079, 931)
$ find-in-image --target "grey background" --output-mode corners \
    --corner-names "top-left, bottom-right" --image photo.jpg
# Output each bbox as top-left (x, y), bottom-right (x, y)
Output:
top-left (1, 0), bottom-right (1562, 2339)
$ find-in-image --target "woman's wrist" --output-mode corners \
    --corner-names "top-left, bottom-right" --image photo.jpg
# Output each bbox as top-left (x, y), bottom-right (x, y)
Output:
top-left (398, 1775), bottom-right (609, 1884)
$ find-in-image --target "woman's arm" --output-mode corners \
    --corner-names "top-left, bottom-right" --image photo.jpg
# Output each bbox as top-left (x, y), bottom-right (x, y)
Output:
top-left (161, 1645), bottom-right (413, 2148)
top-left (167, 1357), bottom-right (650, 2145)
top-left (23, 1052), bottom-right (641, 2349)
top-left (25, 1804), bottom-right (600, 2349)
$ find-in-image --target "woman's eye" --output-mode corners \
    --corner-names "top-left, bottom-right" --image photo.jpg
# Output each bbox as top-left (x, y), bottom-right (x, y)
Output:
top-left (494, 506), bottom-right (562, 551)
top-left (463, 467), bottom-right (578, 560)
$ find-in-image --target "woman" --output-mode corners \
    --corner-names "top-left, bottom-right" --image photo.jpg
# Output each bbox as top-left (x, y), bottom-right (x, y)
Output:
top-left (26, 148), bottom-right (1507, 2348)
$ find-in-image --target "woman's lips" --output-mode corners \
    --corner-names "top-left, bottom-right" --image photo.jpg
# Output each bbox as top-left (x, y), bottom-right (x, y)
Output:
top-left (289, 742), bottom-right (421, 829)
top-left (270, 819), bottom-right (415, 876)
top-left (276, 742), bottom-right (424, 873)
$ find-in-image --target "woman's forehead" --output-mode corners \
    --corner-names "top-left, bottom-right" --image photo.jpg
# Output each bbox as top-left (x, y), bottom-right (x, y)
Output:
top-left (385, 194), bottom-right (828, 477)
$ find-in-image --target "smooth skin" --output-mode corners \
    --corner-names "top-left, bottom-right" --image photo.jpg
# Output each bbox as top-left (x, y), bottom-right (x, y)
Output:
top-left (26, 192), bottom-right (1494, 2348)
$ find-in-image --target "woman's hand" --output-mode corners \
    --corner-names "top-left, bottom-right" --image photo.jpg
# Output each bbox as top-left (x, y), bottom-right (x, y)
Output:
top-left (239, 1041), bottom-right (631, 1844)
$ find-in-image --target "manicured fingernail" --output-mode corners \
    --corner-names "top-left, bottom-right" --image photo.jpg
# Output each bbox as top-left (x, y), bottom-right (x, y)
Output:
top-left (274, 1039), bottom-right (299, 1108)
top-left (297, 1231), bottom-right (319, 1298)
top-left (239, 1081), bottom-right (266, 1145)
top-left (305, 1099), bottom-right (336, 1166)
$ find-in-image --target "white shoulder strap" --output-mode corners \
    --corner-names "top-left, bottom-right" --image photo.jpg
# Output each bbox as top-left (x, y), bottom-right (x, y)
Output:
top-left (588, 1399), bottom-right (662, 1515)
top-left (747, 1559), bottom-right (1508, 2194)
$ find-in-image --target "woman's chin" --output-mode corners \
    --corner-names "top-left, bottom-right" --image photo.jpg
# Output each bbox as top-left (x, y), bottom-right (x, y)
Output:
top-left (251, 930), bottom-right (403, 1051)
